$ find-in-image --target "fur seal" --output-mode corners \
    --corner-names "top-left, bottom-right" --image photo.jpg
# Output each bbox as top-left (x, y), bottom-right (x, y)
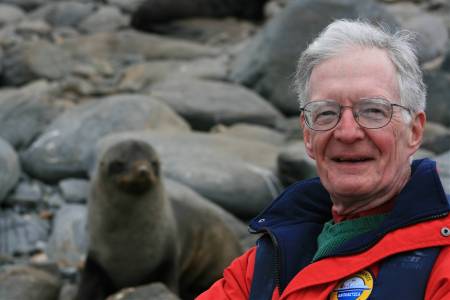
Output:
top-left (75, 139), bottom-right (243, 300)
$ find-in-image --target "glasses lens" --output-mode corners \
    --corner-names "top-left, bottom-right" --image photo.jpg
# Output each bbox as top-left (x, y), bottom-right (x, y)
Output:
top-left (356, 98), bottom-right (392, 129)
top-left (304, 101), bottom-right (340, 130)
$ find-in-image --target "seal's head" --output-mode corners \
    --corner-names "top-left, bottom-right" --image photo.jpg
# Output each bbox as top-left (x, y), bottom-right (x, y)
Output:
top-left (98, 139), bottom-right (160, 195)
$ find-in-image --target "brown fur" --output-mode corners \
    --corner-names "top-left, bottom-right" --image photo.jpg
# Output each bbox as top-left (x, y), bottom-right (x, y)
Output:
top-left (75, 139), bottom-right (243, 300)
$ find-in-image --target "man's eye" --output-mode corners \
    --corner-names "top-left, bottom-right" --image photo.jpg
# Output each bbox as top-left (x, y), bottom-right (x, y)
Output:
top-left (360, 107), bottom-right (388, 119)
top-left (313, 110), bottom-right (337, 123)
top-left (318, 110), bottom-right (337, 116)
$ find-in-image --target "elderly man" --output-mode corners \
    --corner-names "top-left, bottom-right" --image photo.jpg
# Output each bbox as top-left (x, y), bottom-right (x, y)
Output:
top-left (197, 19), bottom-right (450, 300)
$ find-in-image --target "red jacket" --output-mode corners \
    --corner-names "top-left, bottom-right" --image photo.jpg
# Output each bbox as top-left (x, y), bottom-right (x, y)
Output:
top-left (197, 159), bottom-right (450, 300)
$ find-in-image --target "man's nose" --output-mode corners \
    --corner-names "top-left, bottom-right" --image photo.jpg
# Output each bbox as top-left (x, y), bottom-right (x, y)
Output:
top-left (332, 108), bottom-right (365, 142)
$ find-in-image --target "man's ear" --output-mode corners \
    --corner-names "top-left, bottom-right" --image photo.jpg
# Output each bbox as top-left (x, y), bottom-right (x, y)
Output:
top-left (408, 111), bottom-right (426, 154)
top-left (300, 115), bottom-right (315, 159)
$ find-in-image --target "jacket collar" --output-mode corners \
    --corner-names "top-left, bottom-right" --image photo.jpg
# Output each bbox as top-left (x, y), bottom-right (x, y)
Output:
top-left (249, 158), bottom-right (449, 234)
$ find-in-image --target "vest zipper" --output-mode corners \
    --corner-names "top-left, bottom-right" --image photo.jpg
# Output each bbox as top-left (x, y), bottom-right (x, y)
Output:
top-left (250, 226), bottom-right (283, 296)
top-left (267, 230), bottom-right (282, 296)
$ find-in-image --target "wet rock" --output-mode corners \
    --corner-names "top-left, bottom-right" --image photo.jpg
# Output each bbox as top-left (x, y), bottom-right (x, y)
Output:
top-left (0, 0), bottom-right (49, 11)
top-left (436, 150), bottom-right (450, 194)
top-left (0, 4), bottom-right (25, 27)
top-left (0, 138), bottom-right (20, 203)
top-left (424, 70), bottom-right (450, 127)
top-left (422, 122), bottom-right (450, 154)
top-left (210, 123), bottom-right (287, 146)
top-left (78, 5), bottom-right (129, 33)
top-left (130, 0), bottom-right (268, 32)
top-left (2, 39), bottom-right (73, 86)
top-left (29, 1), bottom-right (95, 28)
top-left (96, 132), bottom-right (283, 219)
top-left (0, 210), bottom-right (49, 256)
top-left (229, 0), bottom-right (397, 115)
top-left (0, 265), bottom-right (61, 300)
top-left (14, 19), bottom-right (52, 40)
top-left (277, 141), bottom-right (317, 187)
top-left (0, 86), bottom-right (62, 150)
top-left (118, 56), bottom-right (229, 92)
top-left (21, 94), bottom-right (190, 183)
top-left (0, 47), bottom-right (3, 76)
top-left (383, 2), bottom-right (448, 66)
top-left (106, 0), bottom-right (143, 13)
top-left (414, 148), bottom-right (436, 160)
top-left (6, 179), bottom-right (43, 207)
top-left (150, 78), bottom-right (284, 131)
top-left (45, 204), bottom-right (87, 271)
top-left (148, 18), bottom-right (257, 46)
top-left (61, 29), bottom-right (221, 67)
top-left (427, 134), bottom-right (450, 155)
top-left (278, 116), bottom-right (304, 141)
top-left (58, 179), bottom-right (89, 203)
top-left (107, 282), bottom-right (180, 300)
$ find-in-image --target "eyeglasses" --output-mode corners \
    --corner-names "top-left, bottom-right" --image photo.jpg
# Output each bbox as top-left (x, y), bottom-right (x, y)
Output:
top-left (300, 98), bottom-right (411, 131)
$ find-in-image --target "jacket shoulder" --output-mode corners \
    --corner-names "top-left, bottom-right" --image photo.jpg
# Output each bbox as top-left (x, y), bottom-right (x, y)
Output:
top-left (196, 247), bottom-right (257, 300)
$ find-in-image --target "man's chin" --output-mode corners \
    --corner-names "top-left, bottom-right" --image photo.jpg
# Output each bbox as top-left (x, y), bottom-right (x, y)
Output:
top-left (326, 179), bottom-right (372, 198)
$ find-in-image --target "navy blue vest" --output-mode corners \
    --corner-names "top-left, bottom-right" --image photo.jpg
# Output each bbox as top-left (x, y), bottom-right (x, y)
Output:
top-left (248, 160), bottom-right (450, 300)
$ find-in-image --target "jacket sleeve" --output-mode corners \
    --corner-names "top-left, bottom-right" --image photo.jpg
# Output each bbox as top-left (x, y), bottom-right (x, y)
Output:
top-left (196, 247), bottom-right (256, 300)
top-left (426, 246), bottom-right (450, 300)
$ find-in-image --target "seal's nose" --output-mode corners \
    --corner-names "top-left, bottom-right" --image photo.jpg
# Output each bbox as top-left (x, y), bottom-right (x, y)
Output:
top-left (137, 165), bottom-right (150, 177)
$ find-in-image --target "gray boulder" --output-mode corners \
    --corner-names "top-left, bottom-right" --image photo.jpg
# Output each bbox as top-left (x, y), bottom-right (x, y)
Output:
top-left (150, 78), bottom-right (285, 130)
top-left (277, 141), bottom-right (317, 186)
top-left (229, 0), bottom-right (397, 115)
top-left (1, 39), bottom-right (73, 86)
top-left (210, 123), bottom-right (287, 146)
top-left (14, 19), bottom-right (52, 40)
top-left (6, 179), bottom-right (43, 207)
top-left (107, 282), bottom-right (180, 300)
top-left (0, 87), bottom-right (62, 150)
top-left (383, 2), bottom-right (448, 66)
top-left (21, 94), bottom-right (190, 183)
top-left (278, 116), bottom-right (305, 141)
top-left (0, 0), bottom-right (49, 11)
top-left (0, 265), bottom-right (61, 300)
top-left (29, 1), bottom-right (95, 28)
top-left (0, 138), bottom-right (20, 203)
top-left (118, 56), bottom-right (229, 92)
top-left (78, 5), bottom-right (129, 33)
top-left (0, 47), bottom-right (3, 76)
top-left (0, 4), bottom-right (25, 27)
top-left (0, 211), bottom-right (49, 256)
top-left (106, 0), bottom-right (143, 13)
top-left (58, 178), bottom-right (90, 203)
top-left (413, 148), bottom-right (435, 160)
top-left (147, 18), bottom-right (257, 46)
top-left (60, 29), bottom-right (221, 66)
top-left (96, 132), bottom-right (283, 219)
top-left (45, 204), bottom-right (87, 270)
top-left (424, 71), bottom-right (450, 127)
top-left (436, 151), bottom-right (450, 194)
top-left (422, 122), bottom-right (450, 155)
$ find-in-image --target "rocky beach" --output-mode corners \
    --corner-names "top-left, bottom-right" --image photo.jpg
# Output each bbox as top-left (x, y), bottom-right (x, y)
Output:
top-left (0, 0), bottom-right (449, 299)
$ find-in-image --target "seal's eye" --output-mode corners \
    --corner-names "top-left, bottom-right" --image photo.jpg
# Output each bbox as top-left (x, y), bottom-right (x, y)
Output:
top-left (108, 161), bottom-right (125, 174)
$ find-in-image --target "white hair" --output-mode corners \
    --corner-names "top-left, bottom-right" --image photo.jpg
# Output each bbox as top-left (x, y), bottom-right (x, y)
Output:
top-left (295, 19), bottom-right (426, 115)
